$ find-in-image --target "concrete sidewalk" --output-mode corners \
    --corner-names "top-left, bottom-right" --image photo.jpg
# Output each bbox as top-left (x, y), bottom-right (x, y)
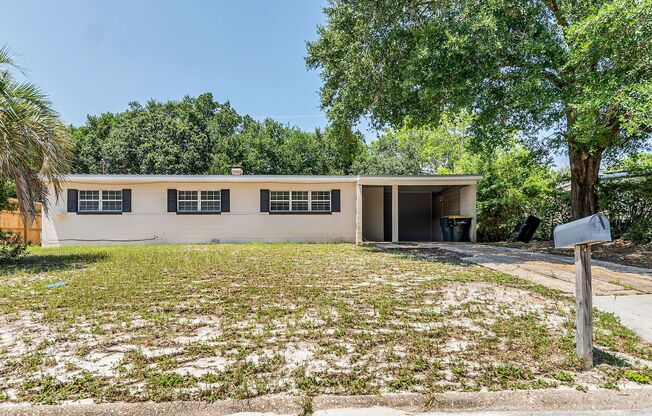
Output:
top-left (317, 409), bottom-right (652, 415)
top-left (2, 390), bottom-right (652, 416)
top-left (593, 294), bottom-right (652, 342)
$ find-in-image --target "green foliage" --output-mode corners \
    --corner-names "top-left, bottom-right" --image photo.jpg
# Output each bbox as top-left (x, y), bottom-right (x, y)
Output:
top-left (608, 153), bottom-right (652, 174)
top-left (534, 187), bottom-right (573, 240)
top-left (210, 120), bottom-right (364, 175)
top-left (597, 156), bottom-right (652, 243)
top-left (353, 133), bottom-right (422, 175)
top-left (0, 181), bottom-right (16, 211)
top-left (307, 0), bottom-right (652, 218)
top-left (624, 369), bottom-right (652, 384)
top-left (0, 45), bottom-right (71, 219)
top-left (307, 0), bottom-right (652, 151)
top-left (467, 144), bottom-right (559, 241)
top-left (0, 229), bottom-right (27, 261)
top-left (72, 93), bottom-right (365, 175)
top-left (353, 112), bottom-right (473, 175)
top-left (598, 179), bottom-right (652, 243)
top-left (552, 372), bottom-right (574, 383)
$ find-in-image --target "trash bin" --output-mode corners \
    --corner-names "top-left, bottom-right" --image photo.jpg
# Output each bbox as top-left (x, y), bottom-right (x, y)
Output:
top-left (440, 217), bottom-right (454, 242)
top-left (440, 216), bottom-right (473, 242)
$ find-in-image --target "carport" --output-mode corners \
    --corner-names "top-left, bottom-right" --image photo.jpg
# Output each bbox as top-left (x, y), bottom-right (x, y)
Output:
top-left (355, 175), bottom-right (481, 243)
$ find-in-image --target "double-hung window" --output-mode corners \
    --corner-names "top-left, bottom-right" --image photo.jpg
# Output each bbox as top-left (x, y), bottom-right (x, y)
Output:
top-left (310, 191), bottom-right (331, 212)
top-left (270, 191), bottom-right (290, 212)
top-left (79, 190), bottom-right (122, 212)
top-left (178, 190), bottom-right (221, 213)
top-left (291, 191), bottom-right (309, 211)
top-left (270, 190), bottom-right (331, 213)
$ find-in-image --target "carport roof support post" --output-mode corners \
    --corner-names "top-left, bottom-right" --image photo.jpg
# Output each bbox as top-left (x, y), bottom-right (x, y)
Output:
top-left (355, 184), bottom-right (363, 244)
top-left (391, 185), bottom-right (399, 243)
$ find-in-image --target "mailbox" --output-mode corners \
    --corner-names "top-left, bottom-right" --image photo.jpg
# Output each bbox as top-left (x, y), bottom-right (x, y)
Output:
top-left (553, 213), bottom-right (612, 249)
top-left (553, 213), bottom-right (612, 370)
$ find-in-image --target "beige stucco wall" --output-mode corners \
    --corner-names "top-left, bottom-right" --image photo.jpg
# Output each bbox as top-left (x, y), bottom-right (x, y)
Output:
top-left (362, 187), bottom-right (384, 241)
top-left (459, 184), bottom-right (478, 242)
top-left (42, 181), bottom-right (356, 246)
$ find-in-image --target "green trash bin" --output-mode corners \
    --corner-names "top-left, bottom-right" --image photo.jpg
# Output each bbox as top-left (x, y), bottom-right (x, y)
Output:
top-left (440, 217), bottom-right (454, 242)
top-left (441, 216), bottom-right (473, 242)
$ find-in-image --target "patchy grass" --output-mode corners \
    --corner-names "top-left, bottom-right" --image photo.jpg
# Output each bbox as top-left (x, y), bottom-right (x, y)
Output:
top-left (0, 243), bottom-right (651, 404)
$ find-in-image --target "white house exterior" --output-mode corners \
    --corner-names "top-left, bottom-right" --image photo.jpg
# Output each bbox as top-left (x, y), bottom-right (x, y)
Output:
top-left (42, 173), bottom-right (481, 246)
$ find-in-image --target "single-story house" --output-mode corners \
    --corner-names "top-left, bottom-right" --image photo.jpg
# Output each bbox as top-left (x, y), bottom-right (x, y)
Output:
top-left (42, 168), bottom-right (481, 246)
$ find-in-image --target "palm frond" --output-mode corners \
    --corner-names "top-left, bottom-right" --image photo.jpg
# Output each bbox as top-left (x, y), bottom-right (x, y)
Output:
top-left (0, 44), bottom-right (71, 222)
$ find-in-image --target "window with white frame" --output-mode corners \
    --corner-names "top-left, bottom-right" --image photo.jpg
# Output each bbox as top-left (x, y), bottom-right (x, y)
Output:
top-left (178, 190), bottom-right (221, 212)
top-left (291, 191), bottom-right (309, 211)
top-left (79, 190), bottom-right (122, 212)
top-left (311, 191), bottom-right (331, 212)
top-left (270, 191), bottom-right (290, 212)
top-left (270, 191), bottom-right (331, 212)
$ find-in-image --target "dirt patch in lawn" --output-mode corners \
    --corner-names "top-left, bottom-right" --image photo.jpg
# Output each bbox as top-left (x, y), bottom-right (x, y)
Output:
top-left (493, 240), bottom-right (652, 270)
top-left (0, 244), bottom-right (651, 405)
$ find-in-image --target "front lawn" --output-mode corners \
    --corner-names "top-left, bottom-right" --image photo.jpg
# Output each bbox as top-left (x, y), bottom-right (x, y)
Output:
top-left (0, 243), bottom-right (650, 404)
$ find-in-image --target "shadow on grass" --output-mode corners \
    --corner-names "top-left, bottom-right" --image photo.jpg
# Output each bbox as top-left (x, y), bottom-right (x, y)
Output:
top-left (593, 348), bottom-right (632, 367)
top-left (363, 243), bottom-right (469, 266)
top-left (0, 252), bottom-right (109, 276)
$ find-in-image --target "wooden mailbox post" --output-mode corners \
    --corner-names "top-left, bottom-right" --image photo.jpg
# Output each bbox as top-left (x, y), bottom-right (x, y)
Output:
top-left (553, 213), bottom-right (612, 370)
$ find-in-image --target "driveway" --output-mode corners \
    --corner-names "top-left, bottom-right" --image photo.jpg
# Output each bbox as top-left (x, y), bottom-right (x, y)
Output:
top-left (387, 243), bottom-right (652, 342)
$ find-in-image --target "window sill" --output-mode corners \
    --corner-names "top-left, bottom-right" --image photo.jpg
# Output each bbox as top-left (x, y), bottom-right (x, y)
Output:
top-left (268, 211), bottom-right (332, 215)
top-left (176, 211), bottom-right (222, 215)
top-left (76, 211), bottom-right (123, 215)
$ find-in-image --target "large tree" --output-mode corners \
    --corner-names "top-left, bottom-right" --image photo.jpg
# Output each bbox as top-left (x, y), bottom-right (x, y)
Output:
top-left (0, 46), bottom-right (70, 220)
top-left (307, 0), bottom-right (652, 218)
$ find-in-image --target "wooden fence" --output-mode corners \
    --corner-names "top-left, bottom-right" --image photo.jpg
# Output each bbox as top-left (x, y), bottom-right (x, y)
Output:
top-left (0, 199), bottom-right (42, 244)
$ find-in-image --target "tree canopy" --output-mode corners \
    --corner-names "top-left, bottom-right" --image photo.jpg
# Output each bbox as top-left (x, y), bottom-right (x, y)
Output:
top-left (307, 0), bottom-right (652, 218)
top-left (71, 93), bottom-right (365, 176)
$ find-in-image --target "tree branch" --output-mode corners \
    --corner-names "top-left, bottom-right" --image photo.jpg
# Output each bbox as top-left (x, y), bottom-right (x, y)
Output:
top-left (543, 69), bottom-right (564, 89)
top-left (542, 0), bottom-right (569, 28)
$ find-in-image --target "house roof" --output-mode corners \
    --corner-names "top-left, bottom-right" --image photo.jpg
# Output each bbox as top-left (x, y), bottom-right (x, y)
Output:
top-left (59, 174), bottom-right (483, 186)
top-left (558, 170), bottom-right (651, 191)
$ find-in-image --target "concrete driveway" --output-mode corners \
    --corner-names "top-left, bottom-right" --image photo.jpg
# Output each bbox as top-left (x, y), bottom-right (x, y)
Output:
top-left (392, 243), bottom-right (652, 342)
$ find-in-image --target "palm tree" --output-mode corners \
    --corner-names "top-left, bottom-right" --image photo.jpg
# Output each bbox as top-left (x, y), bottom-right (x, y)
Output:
top-left (0, 45), bottom-right (71, 222)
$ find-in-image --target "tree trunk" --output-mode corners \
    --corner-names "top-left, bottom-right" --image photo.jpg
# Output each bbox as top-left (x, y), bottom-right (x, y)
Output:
top-left (569, 148), bottom-right (602, 220)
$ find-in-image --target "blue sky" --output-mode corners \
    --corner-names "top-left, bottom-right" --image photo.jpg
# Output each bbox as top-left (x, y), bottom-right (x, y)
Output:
top-left (1, 0), bottom-right (333, 132)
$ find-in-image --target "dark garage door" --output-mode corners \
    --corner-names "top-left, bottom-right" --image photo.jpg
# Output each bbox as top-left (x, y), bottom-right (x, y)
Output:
top-left (398, 192), bottom-right (432, 241)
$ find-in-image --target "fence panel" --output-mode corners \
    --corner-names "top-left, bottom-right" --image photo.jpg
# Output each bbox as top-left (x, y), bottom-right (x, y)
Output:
top-left (0, 210), bottom-right (41, 244)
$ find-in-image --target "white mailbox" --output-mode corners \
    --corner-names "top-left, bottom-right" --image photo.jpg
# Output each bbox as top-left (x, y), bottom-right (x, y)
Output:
top-left (553, 213), bottom-right (612, 249)
top-left (553, 213), bottom-right (612, 370)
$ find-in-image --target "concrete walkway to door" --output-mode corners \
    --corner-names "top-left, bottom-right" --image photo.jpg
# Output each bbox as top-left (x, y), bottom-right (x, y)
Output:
top-left (381, 242), bottom-right (652, 342)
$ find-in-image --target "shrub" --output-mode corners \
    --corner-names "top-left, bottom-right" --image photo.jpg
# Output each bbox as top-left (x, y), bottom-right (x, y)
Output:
top-left (523, 171), bottom-right (651, 244)
top-left (597, 175), bottom-right (652, 243)
top-left (534, 189), bottom-right (572, 240)
top-left (471, 144), bottom-right (559, 242)
top-left (0, 229), bottom-right (27, 261)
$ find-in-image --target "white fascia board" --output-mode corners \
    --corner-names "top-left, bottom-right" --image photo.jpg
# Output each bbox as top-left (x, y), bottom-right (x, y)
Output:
top-left (61, 175), bottom-right (359, 185)
top-left (58, 174), bottom-right (482, 186)
top-left (357, 175), bottom-right (482, 186)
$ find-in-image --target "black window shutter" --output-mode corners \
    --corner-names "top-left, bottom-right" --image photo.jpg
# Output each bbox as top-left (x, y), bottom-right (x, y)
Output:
top-left (67, 189), bottom-right (78, 212)
top-left (331, 189), bottom-right (341, 212)
top-left (221, 189), bottom-right (230, 212)
top-left (122, 189), bottom-right (132, 212)
top-left (260, 189), bottom-right (270, 212)
top-left (167, 189), bottom-right (177, 212)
